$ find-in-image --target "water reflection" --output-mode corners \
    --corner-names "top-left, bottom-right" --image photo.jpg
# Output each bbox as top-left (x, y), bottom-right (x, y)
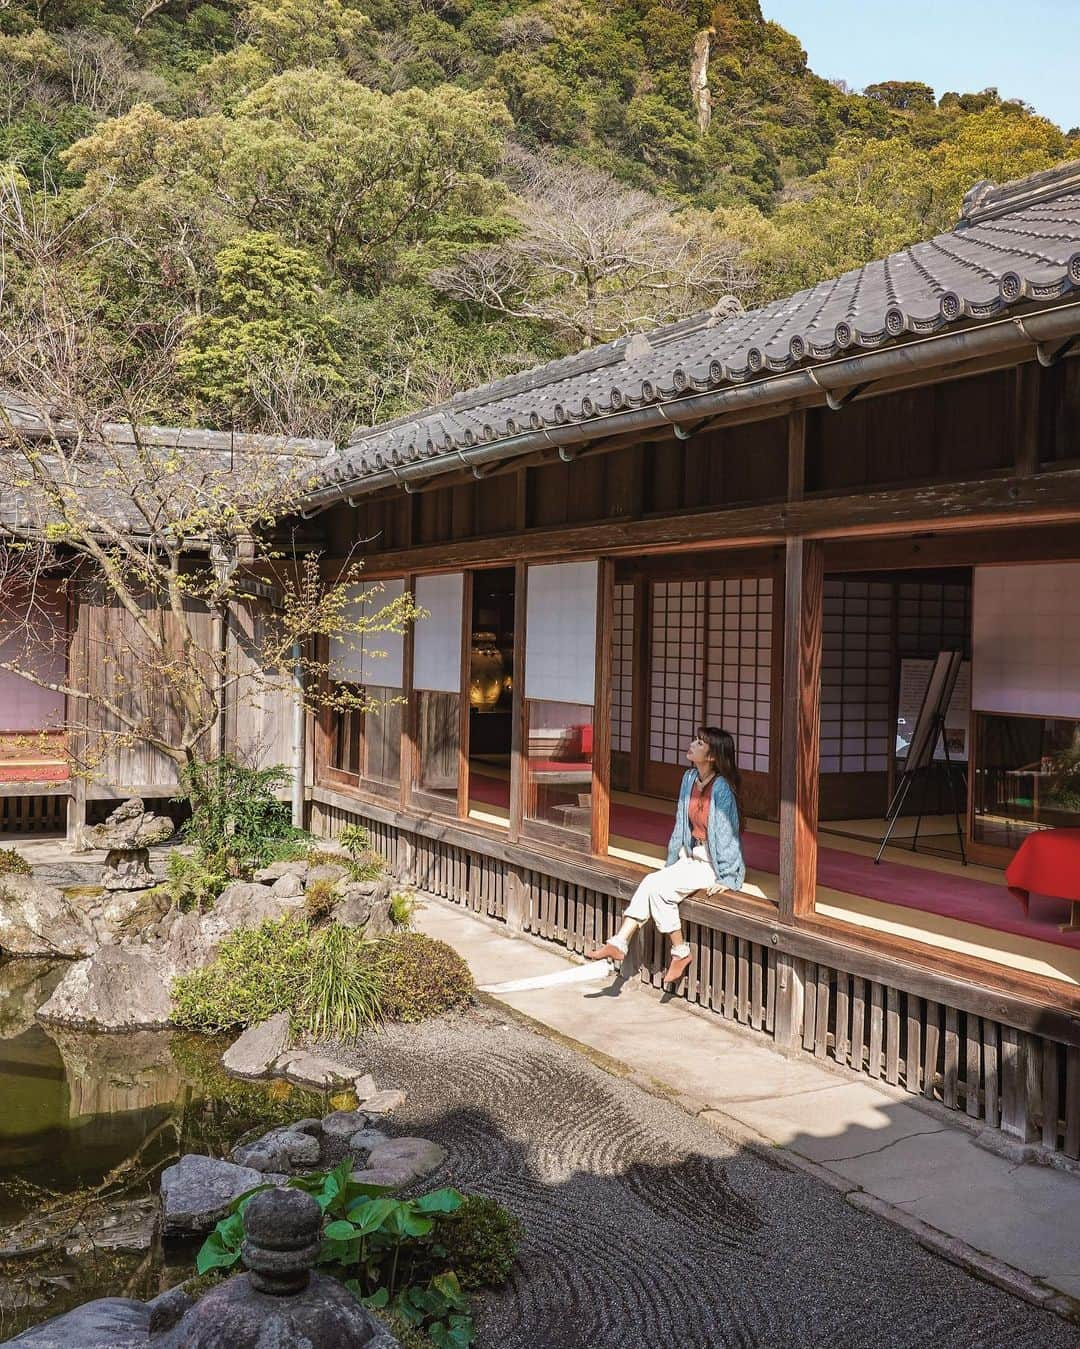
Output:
top-left (0, 958), bottom-right (325, 1338)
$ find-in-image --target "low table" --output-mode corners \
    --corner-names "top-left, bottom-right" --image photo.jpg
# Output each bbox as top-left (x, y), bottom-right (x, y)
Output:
top-left (1005, 828), bottom-right (1080, 932)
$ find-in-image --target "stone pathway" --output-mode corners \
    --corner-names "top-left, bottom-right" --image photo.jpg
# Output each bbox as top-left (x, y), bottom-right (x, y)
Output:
top-left (410, 894), bottom-right (1080, 1335)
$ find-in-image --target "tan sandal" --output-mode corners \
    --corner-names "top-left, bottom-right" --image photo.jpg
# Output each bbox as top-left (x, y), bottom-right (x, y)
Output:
top-left (663, 951), bottom-right (693, 984)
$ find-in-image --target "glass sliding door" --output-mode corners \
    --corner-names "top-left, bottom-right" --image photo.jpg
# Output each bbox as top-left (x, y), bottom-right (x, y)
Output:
top-left (522, 560), bottom-right (603, 847)
top-left (412, 572), bottom-right (467, 813)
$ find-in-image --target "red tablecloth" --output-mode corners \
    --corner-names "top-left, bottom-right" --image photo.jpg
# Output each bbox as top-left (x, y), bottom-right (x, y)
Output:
top-left (1005, 829), bottom-right (1080, 903)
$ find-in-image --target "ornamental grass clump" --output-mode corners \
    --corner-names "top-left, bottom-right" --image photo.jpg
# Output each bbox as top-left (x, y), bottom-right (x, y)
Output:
top-left (171, 917), bottom-right (311, 1033)
top-left (301, 924), bottom-right (383, 1041)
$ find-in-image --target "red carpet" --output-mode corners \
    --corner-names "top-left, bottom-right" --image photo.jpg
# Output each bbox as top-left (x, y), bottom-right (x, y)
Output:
top-left (468, 771), bottom-right (1080, 951)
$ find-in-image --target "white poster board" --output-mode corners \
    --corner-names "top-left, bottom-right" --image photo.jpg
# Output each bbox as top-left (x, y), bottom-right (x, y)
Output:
top-left (896, 657), bottom-right (970, 761)
top-left (413, 573), bottom-right (463, 694)
top-left (525, 561), bottom-right (598, 706)
top-left (972, 563), bottom-right (1080, 717)
top-left (328, 578), bottom-right (405, 689)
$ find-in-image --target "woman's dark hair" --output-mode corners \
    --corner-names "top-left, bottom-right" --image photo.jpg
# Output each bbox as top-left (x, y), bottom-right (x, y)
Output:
top-left (697, 726), bottom-right (743, 832)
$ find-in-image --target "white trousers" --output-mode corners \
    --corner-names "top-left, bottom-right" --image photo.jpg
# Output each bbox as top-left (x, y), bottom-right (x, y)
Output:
top-left (624, 845), bottom-right (713, 935)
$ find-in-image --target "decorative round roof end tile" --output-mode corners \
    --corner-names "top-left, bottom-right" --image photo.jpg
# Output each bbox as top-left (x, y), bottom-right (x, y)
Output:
top-left (443, 433), bottom-right (454, 451)
top-left (939, 291), bottom-right (962, 321)
top-left (746, 347), bottom-right (764, 372)
top-left (374, 452), bottom-right (386, 469)
top-left (390, 447), bottom-right (401, 465)
top-left (788, 334), bottom-right (806, 361)
top-left (884, 306), bottom-right (906, 337)
top-left (708, 359), bottom-right (725, 383)
top-left (552, 405), bottom-right (567, 424)
top-left (425, 438), bottom-right (435, 456)
top-left (504, 417), bottom-right (518, 435)
top-left (1069, 253), bottom-right (1080, 286)
top-left (462, 428), bottom-right (475, 446)
top-left (580, 395), bottom-right (595, 416)
top-left (609, 388), bottom-right (624, 409)
top-left (999, 271), bottom-right (1023, 301)
top-left (834, 321), bottom-right (854, 348)
top-left (529, 410), bottom-right (542, 429)
top-left (640, 379), bottom-right (656, 402)
top-left (672, 367), bottom-right (689, 391)
top-left (482, 423), bottom-right (495, 440)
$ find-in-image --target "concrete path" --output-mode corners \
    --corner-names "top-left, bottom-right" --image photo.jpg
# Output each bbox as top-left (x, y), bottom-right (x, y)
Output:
top-left (415, 894), bottom-right (1080, 1322)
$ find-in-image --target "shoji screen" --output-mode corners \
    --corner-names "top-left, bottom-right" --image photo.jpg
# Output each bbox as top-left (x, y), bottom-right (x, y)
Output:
top-left (648, 580), bottom-right (704, 766)
top-left (973, 563), bottom-right (1080, 716)
top-left (820, 580), bottom-right (892, 773)
top-left (525, 562), bottom-right (599, 705)
top-left (611, 582), bottom-right (634, 754)
top-left (329, 579), bottom-right (406, 689)
top-left (705, 578), bottom-right (772, 773)
top-left (413, 573), bottom-right (463, 693)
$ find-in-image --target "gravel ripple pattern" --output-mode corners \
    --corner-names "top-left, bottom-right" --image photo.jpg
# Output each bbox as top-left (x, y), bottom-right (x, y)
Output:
top-left (321, 1010), bottom-right (1080, 1349)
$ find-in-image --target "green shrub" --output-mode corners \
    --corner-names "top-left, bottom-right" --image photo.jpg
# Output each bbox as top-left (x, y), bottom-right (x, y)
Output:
top-left (378, 932), bottom-right (475, 1023)
top-left (389, 890), bottom-right (416, 927)
top-left (304, 877), bottom-right (338, 924)
top-left (307, 846), bottom-right (384, 883)
top-left (300, 924), bottom-right (383, 1040)
top-left (0, 847), bottom-right (31, 876)
top-left (434, 1195), bottom-right (522, 1291)
top-left (164, 849), bottom-right (230, 912)
top-left (178, 757), bottom-right (304, 871)
top-left (171, 917), bottom-right (311, 1032)
top-left (172, 918), bottom-right (382, 1040)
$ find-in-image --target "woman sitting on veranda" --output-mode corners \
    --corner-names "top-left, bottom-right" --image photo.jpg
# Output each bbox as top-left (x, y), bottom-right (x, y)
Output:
top-left (587, 726), bottom-right (745, 985)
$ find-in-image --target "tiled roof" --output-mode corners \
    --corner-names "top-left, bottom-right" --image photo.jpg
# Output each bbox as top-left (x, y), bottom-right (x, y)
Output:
top-left (314, 160), bottom-right (1080, 498)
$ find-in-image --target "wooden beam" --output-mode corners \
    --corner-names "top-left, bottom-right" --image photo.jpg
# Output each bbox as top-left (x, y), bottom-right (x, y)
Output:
top-left (823, 520), bottom-right (1080, 572)
top-left (778, 538), bottom-right (824, 923)
top-left (591, 559), bottom-right (614, 857)
top-left (322, 467), bottom-right (1080, 579)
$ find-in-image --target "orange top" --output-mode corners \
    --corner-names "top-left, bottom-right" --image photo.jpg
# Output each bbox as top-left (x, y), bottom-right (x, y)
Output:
top-left (689, 775), bottom-right (712, 843)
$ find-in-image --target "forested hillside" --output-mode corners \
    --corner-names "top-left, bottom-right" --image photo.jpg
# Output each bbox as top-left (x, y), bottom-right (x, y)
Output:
top-left (1, 0), bottom-right (1076, 436)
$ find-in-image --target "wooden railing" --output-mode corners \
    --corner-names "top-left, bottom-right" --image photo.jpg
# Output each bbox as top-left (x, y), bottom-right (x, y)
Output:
top-left (310, 786), bottom-right (1080, 1161)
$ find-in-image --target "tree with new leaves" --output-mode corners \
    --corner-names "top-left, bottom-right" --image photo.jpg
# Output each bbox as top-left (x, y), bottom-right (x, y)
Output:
top-left (0, 176), bottom-right (415, 778)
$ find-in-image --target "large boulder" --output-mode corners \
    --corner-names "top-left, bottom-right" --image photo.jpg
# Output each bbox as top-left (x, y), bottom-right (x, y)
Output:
top-left (0, 876), bottom-right (95, 958)
top-left (222, 1012), bottom-right (291, 1079)
top-left (160, 1154), bottom-right (264, 1234)
top-left (97, 885), bottom-right (171, 942)
top-left (36, 945), bottom-right (173, 1030)
top-left (333, 879), bottom-right (393, 936)
top-left (253, 860), bottom-right (308, 884)
top-left (158, 884), bottom-right (304, 978)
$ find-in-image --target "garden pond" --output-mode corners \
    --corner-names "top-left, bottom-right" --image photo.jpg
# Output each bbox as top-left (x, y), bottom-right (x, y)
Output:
top-left (0, 957), bottom-right (328, 1341)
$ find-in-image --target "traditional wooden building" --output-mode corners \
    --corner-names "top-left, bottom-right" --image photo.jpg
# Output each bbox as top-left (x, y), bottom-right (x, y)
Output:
top-left (299, 163), bottom-right (1080, 1157)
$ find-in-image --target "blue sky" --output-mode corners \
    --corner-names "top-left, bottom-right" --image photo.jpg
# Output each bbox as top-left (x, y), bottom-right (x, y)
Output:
top-left (760, 2), bottom-right (1079, 133)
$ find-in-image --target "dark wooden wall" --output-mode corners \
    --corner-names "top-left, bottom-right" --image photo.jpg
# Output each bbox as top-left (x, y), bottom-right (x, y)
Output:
top-left (322, 362), bottom-right (1076, 556)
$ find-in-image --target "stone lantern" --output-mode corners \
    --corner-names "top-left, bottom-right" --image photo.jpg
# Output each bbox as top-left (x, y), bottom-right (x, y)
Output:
top-left (150, 1187), bottom-right (398, 1347)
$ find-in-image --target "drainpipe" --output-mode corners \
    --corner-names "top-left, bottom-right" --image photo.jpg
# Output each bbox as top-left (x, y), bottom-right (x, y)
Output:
top-left (302, 300), bottom-right (1080, 509)
top-left (291, 639), bottom-right (306, 830)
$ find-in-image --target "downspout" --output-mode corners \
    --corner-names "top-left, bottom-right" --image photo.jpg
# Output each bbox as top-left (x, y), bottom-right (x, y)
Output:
top-left (291, 639), bottom-right (306, 830)
top-left (304, 300), bottom-right (1080, 509)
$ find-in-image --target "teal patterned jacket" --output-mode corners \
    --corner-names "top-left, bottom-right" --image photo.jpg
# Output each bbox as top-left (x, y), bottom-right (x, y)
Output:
top-left (665, 768), bottom-right (746, 892)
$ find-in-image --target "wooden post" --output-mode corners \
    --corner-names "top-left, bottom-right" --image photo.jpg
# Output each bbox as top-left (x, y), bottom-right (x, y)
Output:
top-left (399, 574), bottom-right (416, 813)
top-left (1014, 362), bottom-right (1040, 478)
top-left (457, 571), bottom-right (473, 821)
top-left (508, 561), bottom-right (527, 842)
top-left (1000, 1025), bottom-right (1038, 1142)
top-left (591, 559), bottom-right (614, 858)
top-left (778, 536), bottom-right (824, 922)
top-left (787, 409), bottom-right (806, 503)
top-left (773, 952), bottom-right (806, 1049)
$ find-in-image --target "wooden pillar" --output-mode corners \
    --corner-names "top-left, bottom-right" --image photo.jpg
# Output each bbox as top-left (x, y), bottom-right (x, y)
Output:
top-left (508, 561), bottom-right (528, 843)
top-left (1000, 1025), bottom-right (1039, 1142)
top-left (787, 408), bottom-right (806, 502)
top-left (399, 574), bottom-right (416, 813)
top-left (457, 571), bottom-right (473, 821)
top-left (1014, 362), bottom-right (1041, 478)
top-left (778, 536), bottom-right (824, 923)
top-left (591, 559), bottom-right (614, 858)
